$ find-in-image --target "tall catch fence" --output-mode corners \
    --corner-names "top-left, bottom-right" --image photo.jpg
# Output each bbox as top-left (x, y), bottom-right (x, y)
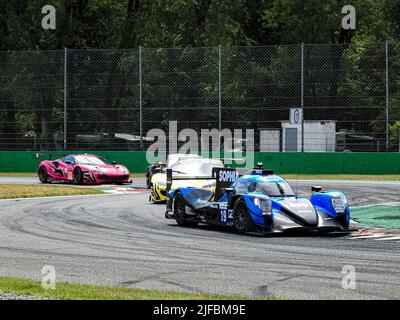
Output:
top-left (0, 43), bottom-right (399, 152)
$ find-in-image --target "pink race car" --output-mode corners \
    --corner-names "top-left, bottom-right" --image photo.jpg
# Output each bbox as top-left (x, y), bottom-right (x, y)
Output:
top-left (37, 154), bottom-right (131, 185)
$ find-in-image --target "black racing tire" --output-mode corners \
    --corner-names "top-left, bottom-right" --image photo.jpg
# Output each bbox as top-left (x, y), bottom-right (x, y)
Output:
top-left (38, 166), bottom-right (49, 183)
top-left (146, 173), bottom-right (151, 189)
top-left (146, 176), bottom-right (152, 189)
top-left (173, 193), bottom-right (188, 226)
top-left (232, 199), bottom-right (250, 233)
top-left (146, 168), bottom-right (152, 189)
top-left (73, 167), bottom-right (83, 185)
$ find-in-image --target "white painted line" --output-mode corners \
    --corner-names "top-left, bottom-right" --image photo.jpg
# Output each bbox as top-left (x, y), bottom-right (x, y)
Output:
top-left (349, 234), bottom-right (388, 239)
top-left (375, 236), bottom-right (400, 241)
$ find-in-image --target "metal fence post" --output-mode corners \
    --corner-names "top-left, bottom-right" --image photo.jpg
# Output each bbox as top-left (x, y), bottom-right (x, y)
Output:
top-left (139, 46), bottom-right (143, 151)
top-left (64, 47), bottom-right (67, 151)
top-left (218, 45), bottom-right (222, 132)
top-left (385, 41), bottom-right (389, 152)
top-left (301, 42), bottom-right (304, 152)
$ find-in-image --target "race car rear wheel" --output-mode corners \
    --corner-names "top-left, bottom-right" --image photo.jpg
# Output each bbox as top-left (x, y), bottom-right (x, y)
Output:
top-left (173, 193), bottom-right (187, 225)
top-left (73, 167), bottom-right (83, 185)
top-left (232, 199), bottom-right (250, 233)
top-left (174, 192), bottom-right (197, 226)
top-left (38, 166), bottom-right (49, 183)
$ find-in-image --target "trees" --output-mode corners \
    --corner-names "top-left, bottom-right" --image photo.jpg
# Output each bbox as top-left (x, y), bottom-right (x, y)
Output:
top-left (0, 0), bottom-right (399, 150)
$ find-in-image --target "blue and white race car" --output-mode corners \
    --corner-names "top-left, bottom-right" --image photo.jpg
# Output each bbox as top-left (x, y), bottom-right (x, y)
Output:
top-left (165, 165), bottom-right (350, 234)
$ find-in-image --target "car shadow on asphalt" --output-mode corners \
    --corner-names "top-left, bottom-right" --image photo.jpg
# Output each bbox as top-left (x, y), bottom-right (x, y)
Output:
top-left (166, 223), bottom-right (351, 238)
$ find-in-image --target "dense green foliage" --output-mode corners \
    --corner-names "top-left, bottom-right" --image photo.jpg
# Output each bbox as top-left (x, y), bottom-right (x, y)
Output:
top-left (0, 0), bottom-right (398, 49)
top-left (0, 1), bottom-right (399, 151)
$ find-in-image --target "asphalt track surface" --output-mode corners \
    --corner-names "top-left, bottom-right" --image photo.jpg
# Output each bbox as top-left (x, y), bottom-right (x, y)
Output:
top-left (0, 177), bottom-right (399, 299)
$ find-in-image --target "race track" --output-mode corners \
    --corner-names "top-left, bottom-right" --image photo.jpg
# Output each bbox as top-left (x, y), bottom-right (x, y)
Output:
top-left (0, 178), bottom-right (399, 299)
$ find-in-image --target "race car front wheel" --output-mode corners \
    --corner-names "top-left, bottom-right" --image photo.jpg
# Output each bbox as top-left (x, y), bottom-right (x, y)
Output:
top-left (74, 167), bottom-right (83, 185)
top-left (146, 174), bottom-right (152, 189)
top-left (38, 166), bottom-right (49, 183)
top-left (232, 199), bottom-right (250, 233)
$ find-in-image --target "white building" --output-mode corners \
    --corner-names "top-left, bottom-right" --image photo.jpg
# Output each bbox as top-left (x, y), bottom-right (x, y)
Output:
top-left (281, 120), bottom-right (336, 152)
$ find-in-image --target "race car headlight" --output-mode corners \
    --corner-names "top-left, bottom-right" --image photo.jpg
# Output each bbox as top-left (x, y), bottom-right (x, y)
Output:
top-left (119, 167), bottom-right (128, 174)
top-left (92, 167), bottom-right (100, 173)
top-left (331, 195), bottom-right (346, 214)
top-left (253, 197), bottom-right (272, 215)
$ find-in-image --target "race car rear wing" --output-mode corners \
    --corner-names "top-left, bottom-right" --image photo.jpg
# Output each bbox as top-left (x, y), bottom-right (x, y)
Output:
top-left (165, 165), bottom-right (275, 212)
top-left (165, 167), bottom-right (240, 212)
top-left (211, 167), bottom-right (240, 200)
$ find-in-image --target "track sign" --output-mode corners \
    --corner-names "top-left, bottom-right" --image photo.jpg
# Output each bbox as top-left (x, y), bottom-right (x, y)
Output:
top-left (290, 108), bottom-right (303, 125)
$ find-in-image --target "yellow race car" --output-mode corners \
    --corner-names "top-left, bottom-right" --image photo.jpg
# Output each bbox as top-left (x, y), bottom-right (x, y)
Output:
top-left (149, 155), bottom-right (224, 203)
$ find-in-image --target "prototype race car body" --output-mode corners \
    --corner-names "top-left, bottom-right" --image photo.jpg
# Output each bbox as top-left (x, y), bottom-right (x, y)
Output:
top-left (146, 162), bottom-right (166, 189)
top-left (37, 154), bottom-right (130, 185)
top-left (146, 154), bottom-right (201, 189)
top-left (165, 167), bottom-right (350, 234)
top-left (149, 154), bottom-right (224, 203)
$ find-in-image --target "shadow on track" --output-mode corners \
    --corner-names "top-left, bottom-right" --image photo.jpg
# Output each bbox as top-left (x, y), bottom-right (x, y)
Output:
top-left (166, 222), bottom-right (351, 238)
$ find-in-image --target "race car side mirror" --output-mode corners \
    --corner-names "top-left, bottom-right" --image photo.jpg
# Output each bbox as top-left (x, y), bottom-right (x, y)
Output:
top-left (112, 161), bottom-right (117, 165)
top-left (311, 186), bottom-right (322, 193)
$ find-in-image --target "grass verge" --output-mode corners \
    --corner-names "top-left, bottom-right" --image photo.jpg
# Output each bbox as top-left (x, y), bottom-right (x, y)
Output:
top-left (0, 184), bottom-right (103, 199)
top-left (0, 172), bottom-right (148, 179)
top-left (0, 276), bottom-right (250, 300)
top-left (0, 172), bottom-right (37, 177)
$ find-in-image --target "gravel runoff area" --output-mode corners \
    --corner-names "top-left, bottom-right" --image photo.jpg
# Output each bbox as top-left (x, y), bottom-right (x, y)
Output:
top-left (0, 291), bottom-right (54, 300)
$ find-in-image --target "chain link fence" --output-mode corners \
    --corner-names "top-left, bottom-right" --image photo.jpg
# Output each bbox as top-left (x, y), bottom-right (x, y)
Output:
top-left (0, 43), bottom-right (399, 152)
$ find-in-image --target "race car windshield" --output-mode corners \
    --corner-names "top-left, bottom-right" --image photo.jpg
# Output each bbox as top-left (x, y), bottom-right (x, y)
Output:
top-left (254, 181), bottom-right (296, 197)
top-left (75, 156), bottom-right (111, 165)
top-left (170, 160), bottom-right (223, 176)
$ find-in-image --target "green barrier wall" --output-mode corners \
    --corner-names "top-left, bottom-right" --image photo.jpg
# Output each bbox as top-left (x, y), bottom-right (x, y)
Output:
top-left (0, 151), bottom-right (400, 174)
top-left (0, 151), bottom-right (149, 173)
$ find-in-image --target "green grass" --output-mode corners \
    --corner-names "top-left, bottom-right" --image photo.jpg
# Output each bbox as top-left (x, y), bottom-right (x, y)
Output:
top-left (0, 276), bottom-right (250, 300)
top-left (0, 184), bottom-right (103, 199)
top-left (0, 172), bottom-right (148, 178)
top-left (0, 172), bottom-right (37, 177)
top-left (352, 205), bottom-right (400, 229)
top-left (133, 172), bottom-right (146, 178)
